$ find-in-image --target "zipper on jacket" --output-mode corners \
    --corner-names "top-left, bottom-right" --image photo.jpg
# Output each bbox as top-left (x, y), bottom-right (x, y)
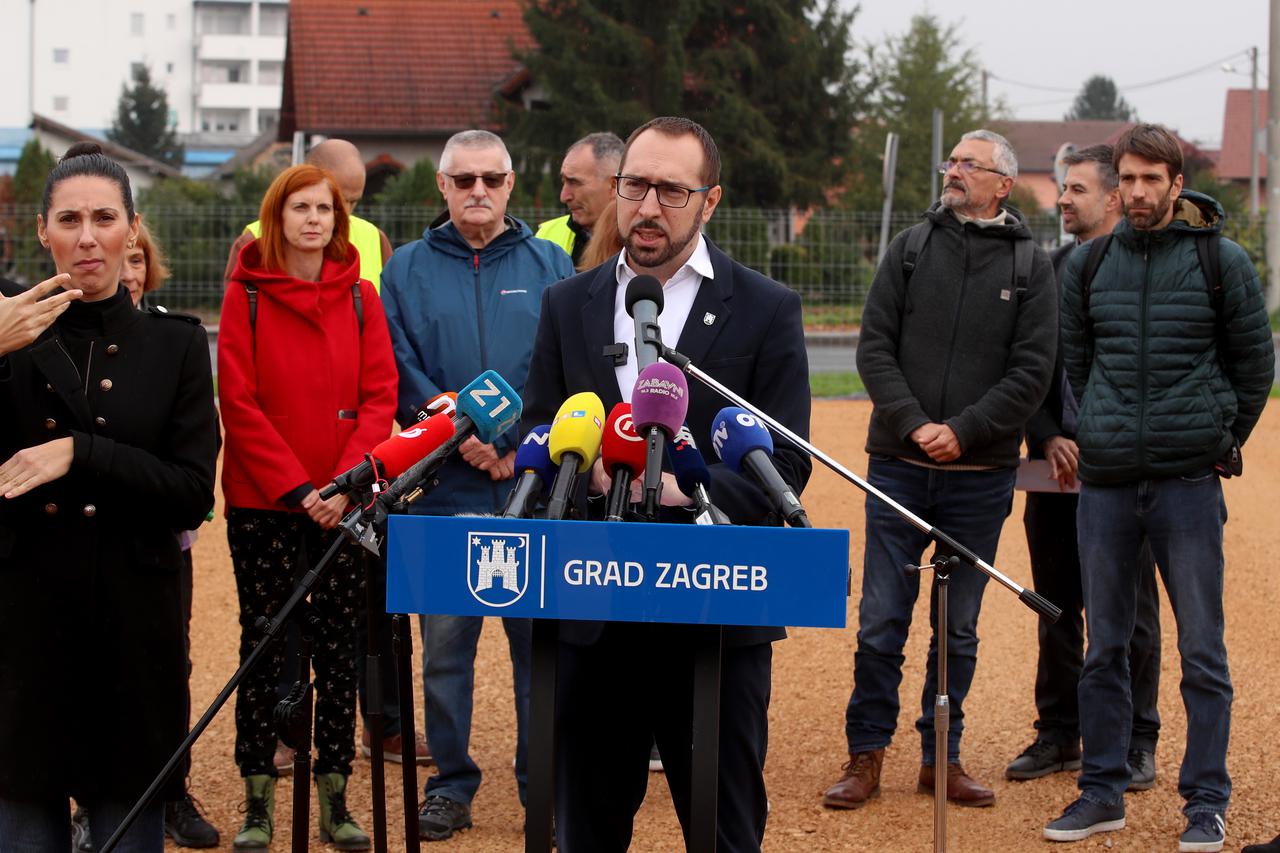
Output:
top-left (1137, 240), bottom-right (1150, 469)
top-left (472, 253), bottom-right (488, 370)
top-left (936, 228), bottom-right (969, 419)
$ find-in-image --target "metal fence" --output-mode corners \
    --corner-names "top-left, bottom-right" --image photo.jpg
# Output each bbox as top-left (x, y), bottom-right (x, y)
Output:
top-left (0, 203), bottom-right (1263, 323)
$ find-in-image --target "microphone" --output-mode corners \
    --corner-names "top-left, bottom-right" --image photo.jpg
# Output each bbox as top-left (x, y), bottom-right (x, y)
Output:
top-left (321, 413), bottom-right (457, 499)
top-left (544, 392), bottom-right (606, 521)
top-left (500, 426), bottom-right (554, 519)
top-left (711, 406), bottom-right (812, 528)
top-left (417, 391), bottom-right (457, 421)
top-left (625, 274), bottom-right (664, 369)
top-left (668, 425), bottom-right (731, 526)
top-left (601, 403), bottom-right (646, 522)
top-left (384, 370), bottom-right (523, 505)
top-left (631, 362), bottom-right (688, 519)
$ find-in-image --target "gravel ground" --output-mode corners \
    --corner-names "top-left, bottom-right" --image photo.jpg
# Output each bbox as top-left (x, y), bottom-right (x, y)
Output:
top-left (175, 399), bottom-right (1280, 852)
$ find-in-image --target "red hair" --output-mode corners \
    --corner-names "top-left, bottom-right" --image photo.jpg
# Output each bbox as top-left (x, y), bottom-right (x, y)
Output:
top-left (256, 164), bottom-right (350, 273)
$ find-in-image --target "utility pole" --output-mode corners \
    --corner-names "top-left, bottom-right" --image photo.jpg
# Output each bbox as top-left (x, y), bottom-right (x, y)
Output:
top-left (982, 69), bottom-right (989, 116)
top-left (1251, 45), bottom-right (1260, 219)
top-left (1268, 2), bottom-right (1280, 312)
top-left (930, 109), bottom-right (944, 203)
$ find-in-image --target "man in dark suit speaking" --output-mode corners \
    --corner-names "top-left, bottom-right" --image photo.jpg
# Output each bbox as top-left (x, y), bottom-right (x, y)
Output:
top-left (522, 116), bottom-right (812, 852)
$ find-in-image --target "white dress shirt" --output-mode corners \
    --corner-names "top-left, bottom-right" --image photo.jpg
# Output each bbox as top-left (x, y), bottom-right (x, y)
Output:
top-left (612, 234), bottom-right (714, 400)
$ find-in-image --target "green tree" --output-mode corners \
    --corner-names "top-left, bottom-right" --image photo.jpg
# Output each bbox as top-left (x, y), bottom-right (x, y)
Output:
top-left (107, 66), bottom-right (184, 167)
top-left (844, 14), bottom-right (988, 214)
top-left (1064, 75), bottom-right (1135, 122)
top-left (508, 0), bottom-right (868, 208)
top-left (372, 157), bottom-right (438, 207)
top-left (13, 138), bottom-right (56, 205)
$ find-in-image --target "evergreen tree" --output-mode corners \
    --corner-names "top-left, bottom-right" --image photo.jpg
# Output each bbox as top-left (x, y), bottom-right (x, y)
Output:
top-left (846, 14), bottom-right (988, 214)
top-left (508, 0), bottom-right (868, 208)
top-left (107, 66), bottom-right (184, 168)
top-left (1065, 75), bottom-right (1135, 122)
top-left (13, 139), bottom-right (57, 205)
top-left (371, 157), bottom-right (438, 207)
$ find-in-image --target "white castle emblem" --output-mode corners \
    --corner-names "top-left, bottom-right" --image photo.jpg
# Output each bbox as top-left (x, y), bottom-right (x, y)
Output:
top-left (475, 538), bottom-right (520, 593)
top-left (467, 530), bottom-right (529, 607)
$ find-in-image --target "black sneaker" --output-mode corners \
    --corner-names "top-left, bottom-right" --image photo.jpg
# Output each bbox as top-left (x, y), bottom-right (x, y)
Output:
top-left (1005, 738), bottom-right (1082, 780)
top-left (1043, 797), bottom-right (1125, 842)
top-left (418, 795), bottom-right (472, 842)
top-left (1126, 748), bottom-right (1156, 791)
top-left (1180, 812), bottom-right (1225, 852)
top-left (165, 793), bottom-right (221, 848)
top-left (71, 806), bottom-right (93, 853)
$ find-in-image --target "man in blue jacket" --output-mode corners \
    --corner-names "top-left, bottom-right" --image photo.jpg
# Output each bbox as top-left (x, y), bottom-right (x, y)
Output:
top-left (380, 129), bottom-right (575, 841)
top-left (1044, 124), bottom-right (1274, 853)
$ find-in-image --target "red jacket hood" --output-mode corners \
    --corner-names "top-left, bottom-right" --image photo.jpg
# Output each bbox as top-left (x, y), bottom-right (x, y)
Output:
top-left (230, 239), bottom-right (363, 317)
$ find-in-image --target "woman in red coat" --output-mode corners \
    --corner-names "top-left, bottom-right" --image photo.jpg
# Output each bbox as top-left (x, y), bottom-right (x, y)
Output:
top-left (219, 164), bottom-right (397, 849)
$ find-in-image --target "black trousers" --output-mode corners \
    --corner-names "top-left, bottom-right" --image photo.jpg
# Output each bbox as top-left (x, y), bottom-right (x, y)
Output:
top-left (554, 623), bottom-right (772, 853)
top-left (228, 508), bottom-right (363, 778)
top-left (1024, 492), bottom-right (1162, 750)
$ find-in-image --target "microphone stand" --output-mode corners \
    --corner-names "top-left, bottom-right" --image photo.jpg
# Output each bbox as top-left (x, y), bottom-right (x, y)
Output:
top-left (653, 336), bottom-right (1062, 624)
top-left (905, 555), bottom-right (959, 853)
top-left (100, 473), bottom-right (423, 853)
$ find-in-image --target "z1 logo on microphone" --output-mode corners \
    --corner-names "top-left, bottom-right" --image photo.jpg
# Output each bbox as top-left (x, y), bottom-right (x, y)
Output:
top-left (468, 377), bottom-right (518, 431)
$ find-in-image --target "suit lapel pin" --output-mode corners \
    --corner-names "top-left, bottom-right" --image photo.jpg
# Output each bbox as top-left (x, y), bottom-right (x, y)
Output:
top-left (703, 312), bottom-right (716, 326)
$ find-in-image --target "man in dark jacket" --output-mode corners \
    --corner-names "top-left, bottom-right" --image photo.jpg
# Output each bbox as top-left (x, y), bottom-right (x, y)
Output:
top-left (1006, 144), bottom-right (1163, 789)
top-left (522, 116), bottom-right (811, 853)
top-left (1044, 124), bottom-right (1273, 853)
top-left (823, 129), bottom-right (1056, 812)
top-left (380, 129), bottom-right (575, 841)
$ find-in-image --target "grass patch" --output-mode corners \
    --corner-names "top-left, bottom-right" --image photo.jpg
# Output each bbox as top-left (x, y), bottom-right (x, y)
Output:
top-left (803, 304), bottom-right (861, 329)
top-left (811, 371), bottom-right (865, 398)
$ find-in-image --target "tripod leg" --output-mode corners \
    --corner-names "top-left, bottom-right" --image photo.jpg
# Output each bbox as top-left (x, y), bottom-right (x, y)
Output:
top-left (393, 614), bottom-right (422, 853)
top-left (361, 551), bottom-right (389, 853)
top-left (934, 573), bottom-right (950, 853)
top-left (289, 628), bottom-right (315, 853)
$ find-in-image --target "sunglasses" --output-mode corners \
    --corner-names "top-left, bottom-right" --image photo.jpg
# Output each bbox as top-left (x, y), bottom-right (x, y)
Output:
top-left (446, 172), bottom-right (509, 189)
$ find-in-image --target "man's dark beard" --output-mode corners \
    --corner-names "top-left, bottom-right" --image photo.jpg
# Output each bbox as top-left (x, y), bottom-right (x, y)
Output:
top-left (624, 201), bottom-right (704, 270)
top-left (1125, 185), bottom-right (1176, 229)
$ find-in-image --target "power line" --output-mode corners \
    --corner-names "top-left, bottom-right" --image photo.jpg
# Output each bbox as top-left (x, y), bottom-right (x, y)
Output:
top-left (989, 48), bottom-right (1256, 100)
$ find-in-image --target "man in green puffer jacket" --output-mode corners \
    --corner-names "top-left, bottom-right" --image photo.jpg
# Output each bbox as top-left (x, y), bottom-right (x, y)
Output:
top-left (1044, 124), bottom-right (1274, 853)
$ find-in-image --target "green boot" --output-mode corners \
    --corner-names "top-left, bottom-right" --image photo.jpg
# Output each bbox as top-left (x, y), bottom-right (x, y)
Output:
top-left (316, 772), bottom-right (370, 851)
top-left (232, 774), bottom-right (275, 851)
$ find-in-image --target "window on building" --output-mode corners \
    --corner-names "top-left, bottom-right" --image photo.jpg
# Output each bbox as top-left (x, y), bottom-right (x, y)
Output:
top-left (166, 13), bottom-right (176, 30)
top-left (258, 61), bottom-right (283, 86)
top-left (131, 62), bottom-right (145, 81)
top-left (53, 96), bottom-right (69, 112)
top-left (200, 109), bottom-right (246, 133)
top-left (130, 12), bottom-right (144, 36)
top-left (166, 62), bottom-right (174, 73)
top-left (200, 61), bottom-right (249, 84)
top-left (258, 109), bottom-right (279, 134)
top-left (197, 4), bottom-right (250, 35)
top-left (168, 109), bottom-right (178, 128)
top-left (259, 4), bottom-right (288, 36)
top-left (53, 48), bottom-right (69, 63)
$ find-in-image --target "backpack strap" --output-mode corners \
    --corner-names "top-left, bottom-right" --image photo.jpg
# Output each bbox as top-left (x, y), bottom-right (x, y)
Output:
top-left (1196, 232), bottom-right (1225, 358)
top-left (1078, 234), bottom-right (1112, 318)
top-left (243, 282), bottom-right (258, 333)
top-left (901, 220), bottom-right (934, 284)
top-left (351, 282), bottom-right (364, 332)
top-left (1012, 238), bottom-right (1033, 294)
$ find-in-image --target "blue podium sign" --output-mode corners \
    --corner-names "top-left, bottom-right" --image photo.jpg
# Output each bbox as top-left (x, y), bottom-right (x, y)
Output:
top-left (386, 516), bottom-right (849, 628)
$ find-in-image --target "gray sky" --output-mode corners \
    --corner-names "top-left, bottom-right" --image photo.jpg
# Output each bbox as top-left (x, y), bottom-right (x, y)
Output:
top-left (844, 0), bottom-right (1267, 147)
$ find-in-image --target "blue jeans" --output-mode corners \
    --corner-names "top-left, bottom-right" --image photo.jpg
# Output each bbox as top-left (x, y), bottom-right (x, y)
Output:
top-left (845, 456), bottom-right (1016, 763)
top-left (0, 796), bottom-right (163, 852)
top-left (419, 613), bottom-right (532, 805)
top-left (1077, 470), bottom-right (1231, 816)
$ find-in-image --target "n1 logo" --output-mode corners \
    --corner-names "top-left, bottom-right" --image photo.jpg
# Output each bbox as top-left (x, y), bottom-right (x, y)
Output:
top-left (522, 430), bottom-right (551, 447)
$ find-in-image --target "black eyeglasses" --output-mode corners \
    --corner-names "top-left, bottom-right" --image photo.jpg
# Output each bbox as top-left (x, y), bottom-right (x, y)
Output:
top-left (937, 160), bottom-right (1008, 178)
top-left (615, 174), bottom-right (713, 209)
top-left (446, 172), bottom-right (509, 189)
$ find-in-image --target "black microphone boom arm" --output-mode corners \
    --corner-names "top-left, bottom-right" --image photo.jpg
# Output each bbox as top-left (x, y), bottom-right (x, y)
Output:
top-left (658, 341), bottom-right (1061, 623)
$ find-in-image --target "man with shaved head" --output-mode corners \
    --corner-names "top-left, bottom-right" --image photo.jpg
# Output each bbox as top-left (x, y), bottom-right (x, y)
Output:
top-left (223, 138), bottom-right (393, 290)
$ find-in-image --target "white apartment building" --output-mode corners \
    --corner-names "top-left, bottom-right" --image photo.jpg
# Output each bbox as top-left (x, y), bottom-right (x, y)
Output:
top-left (1, 0), bottom-right (286, 152)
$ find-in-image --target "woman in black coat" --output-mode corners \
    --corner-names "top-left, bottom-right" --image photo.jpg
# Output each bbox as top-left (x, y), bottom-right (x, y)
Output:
top-left (0, 143), bottom-right (219, 851)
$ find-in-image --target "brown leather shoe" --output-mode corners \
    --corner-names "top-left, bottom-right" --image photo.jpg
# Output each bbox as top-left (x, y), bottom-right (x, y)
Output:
top-left (821, 749), bottom-right (884, 809)
top-left (361, 728), bottom-right (435, 766)
top-left (917, 762), bottom-right (995, 807)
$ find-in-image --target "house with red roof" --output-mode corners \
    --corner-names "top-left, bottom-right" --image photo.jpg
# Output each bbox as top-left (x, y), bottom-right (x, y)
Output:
top-left (277, 0), bottom-right (535, 180)
top-left (1217, 88), bottom-right (1267, 198)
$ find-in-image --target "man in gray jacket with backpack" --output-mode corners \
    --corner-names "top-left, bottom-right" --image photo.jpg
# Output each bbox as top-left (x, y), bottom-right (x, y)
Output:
top-left (823, 129), bottom-right (1056, 813)
top-left (1043, 123), bottom-right (1273, 853)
